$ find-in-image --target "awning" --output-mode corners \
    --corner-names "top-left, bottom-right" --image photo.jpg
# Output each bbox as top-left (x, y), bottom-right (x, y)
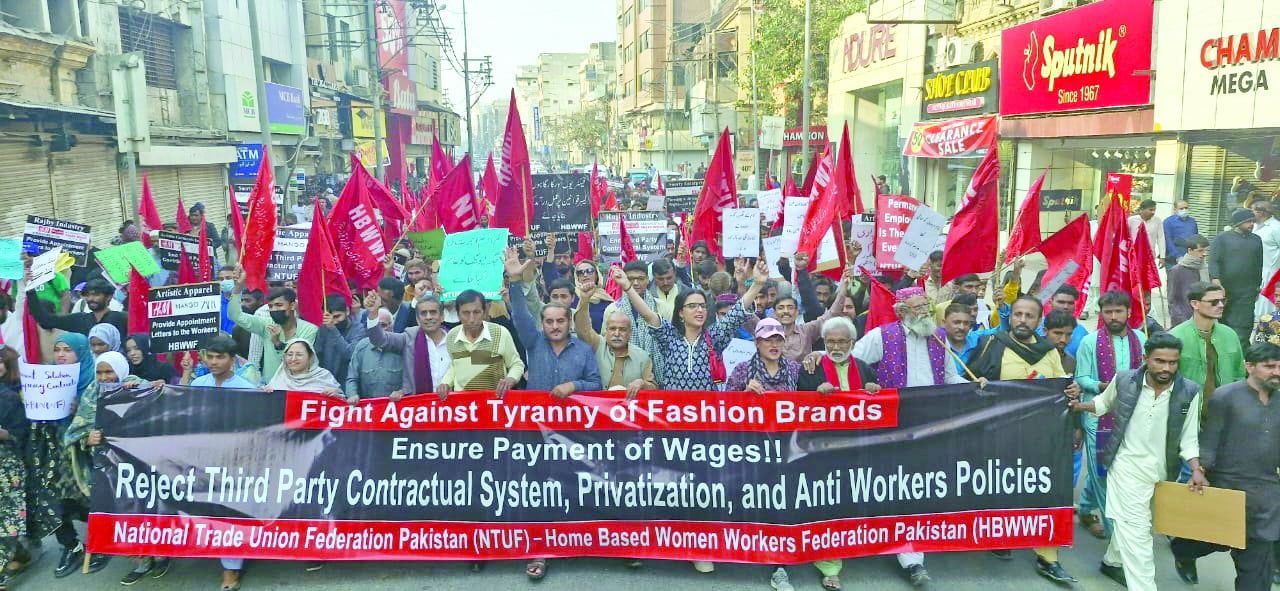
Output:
top-left (0, 98), bottom-right (115, 119)
top-left (903, 115), bottom-right (997, 159)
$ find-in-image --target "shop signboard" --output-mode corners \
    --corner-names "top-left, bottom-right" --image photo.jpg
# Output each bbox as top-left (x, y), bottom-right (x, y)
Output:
top-left (782, 127), bottom-right (827, 148)
top-left (999, 0), bottom-right (1154, 117)
top-left (922, 60), bottom-right (999, 120)
top-left (902, 115), bottom-right (997, 159)
top-left (264, 83), bottom-right (306, 135)
top-left (1153, 0), bottom-right (1280, 130)
top-left (376, 0), bottom-right (417, 115)
top-left (231, 144), bottom-right (264, 180)
top-left (1041, 189), bottom-right (1083, 212)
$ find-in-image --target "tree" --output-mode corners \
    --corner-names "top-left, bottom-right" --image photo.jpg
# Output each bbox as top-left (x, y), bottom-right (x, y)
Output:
top-left (748, 0), bottom-right (866, 126)
top-left (546, 104), bottom-right (611, 162)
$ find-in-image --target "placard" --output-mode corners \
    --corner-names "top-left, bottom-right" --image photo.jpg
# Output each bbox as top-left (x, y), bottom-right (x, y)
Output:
top-left (0, 239), bottom-right (23, 280)
top-left (757, 189), bottom-right (783, 225)
top-left (779, 197), bottom-right (810, 255)
top-left (531, 173), bottom-right (591, 233)
top-left (437, 228), bottom-right (509, 301)
top-left (1153, 482), bottom-right (1246, 549)
top-left (95, 242), bottom-right (162, 283)
top-left (507, 231), bottom-right (549, 259)
top-left (268, 227), bottom-right (309, 282)
top-left (19, 361), bottom-right (79, 420)
top-left (646, 195), bottom-right (665, 212)
top-left (148, 282), bottom-right (223, 353)
top-left (893, 204), bottom-right (946, 271)
top-left (849, 216), bottom-right (877, 276)
top-left (721, 208), bottom-right (761, 259)
top-left (721, 338), bottom-right (757, 383)
top-left (156, 231), bottom-right (201, 271)
top-left (664, 180), bottom-right (702, 213)
top-left (23, 215), bottom-right (90, 267)
top-left (875, 194), bottom-right (922, 272)
top-left (27, 247), bottom-right (62, 290)
top-left (761, 236), bottom-right (784, 279)
top-left (407, 229), bottom-right (447, 260)
top-left (1037, 260), bottom-right (1080, 304)
top-left (598, 211), bottom-right (667, 263)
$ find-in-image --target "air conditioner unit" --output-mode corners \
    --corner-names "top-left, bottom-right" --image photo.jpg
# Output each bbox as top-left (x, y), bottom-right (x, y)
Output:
top-left (942, 37), bottom-right (975, 69)
top-left (1040, 0), bottom-right (1077, 16)
top-left (355, 68), bottom-right (371, 88)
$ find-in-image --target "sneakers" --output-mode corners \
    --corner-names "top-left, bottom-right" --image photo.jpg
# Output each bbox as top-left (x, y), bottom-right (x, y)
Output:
top-left (149, 557), bottom-right (172, 579)
top-left (120, 559), bottom-right (153, 586)
top-left (692, 560), bottom-right (716, 573)
top-left (1099, 562), bottom-right (1127, 587)
top-left (907, 564), bottom-right (931, 587)
top-left (1036, 557), bottom-right (1077, 583)
top-left (54, 543), bottom-right (84, 579)
top-left (1174, 558), bottom-right (1198, 584)
top-left (770, 567), bottom-right (795, 591)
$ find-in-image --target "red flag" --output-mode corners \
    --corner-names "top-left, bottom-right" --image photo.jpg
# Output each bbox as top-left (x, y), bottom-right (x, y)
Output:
top-left (414, 184), bottom-right (440, 231)
top-left (22, 307), bottom-right (40, 363)
top-left (1038, 214), bottom-right (1094, 317)
top-left (861, 269), bottom-right (897, 332)
top-left (138, 174), bottom-right (163, 247)
top-left (329, 154), bottom-right (391, 290)
top-left (1094, 180), bottom-right (1131, 296)
top-left (603, 191), bottom-right (618, 211)
top-left (806, 146), bottom-right (834, 202)
top-left (799, 152), bottom-right (821, 197)
top-left (297, 200), bottom-right (351, 326)
top-left (429, 138), bottom-right (452, 193)
top-left (197, 218), bottom-right (212, 282)
top-left (175, 197), bottom-right (193, 234)
top-left (357, 153), bottom-right (410, 240)
top-left (1127, 222), bottom-right (1162, 328)
top-left (604, 263), bottom-right (623, 301)
top-left (941, 147), bottom-right (1000, 285)
top-left (1264, 266), bottom-right (1280, 305)
top-left (783, 173), bottom-right (801, 197)
top-left (691, 129), bottom-right (738, 261)
top-left (491, 90), bottom-right (534, 237)
top-left (589, 158), bottom-right (602, 218)
top-left (654, 171), bottom-right (666, 196)
top-left (480, 154), bottom-right (499, 216)
top-left (176, 243), bottom-right (197, 284)
top-left (240, 152), bottom-right (277, 293)
top-left (619, 215), bottom-right (637, 263)
top-left (764, 171), bottom-right (776, 191)
top-left (575, 231), bottom-right (595, 264)
top-left (127, 268), bottom-right (150, 335)
top-left (830, 122), bottom-right (862, 216)
top-left (797, 157), bottom-right (851, 270)
top-left (228, 184), bottom-right (245, 253)
top-left (434, 155), bottom-right (481, 234)
top-left (1005, 170), bottom-right (1046, 263)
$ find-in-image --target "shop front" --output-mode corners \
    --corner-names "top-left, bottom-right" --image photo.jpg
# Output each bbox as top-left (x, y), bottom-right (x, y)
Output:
top-left (908, 59), bottom-right (1000, 216)
top-left (998, 0), bottom-right (1167, 234)
top-left (1155, 0), bottom-right (1280, 232)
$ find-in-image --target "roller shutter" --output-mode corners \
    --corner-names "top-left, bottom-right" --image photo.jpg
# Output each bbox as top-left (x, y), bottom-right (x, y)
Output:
top-left (0, 139), bottom-right (54, 240)
top-left (177, 166), bottom-right (229, 227)
top-left (138, 166), bottom-right (182, 223)
top-left (1184, 142), bottom-right (1280, 238)
top-left (51, 140), bottom-right (126, 246)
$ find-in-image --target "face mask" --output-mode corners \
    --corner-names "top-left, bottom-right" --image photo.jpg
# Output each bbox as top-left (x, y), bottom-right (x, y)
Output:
top-left (335, 319), bottom-right (350, 333)
top-left (220, 279), bottom-right (235, 294)
top-left (1176, 208), bottom-right (1190, 218)
top-left (269, 310), bottom-right (289, 325)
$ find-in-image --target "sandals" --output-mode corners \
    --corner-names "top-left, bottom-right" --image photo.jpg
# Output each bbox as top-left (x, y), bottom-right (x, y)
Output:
top-left (525, 558), bottom-right (548, 581)
top-left (1078, 513), bottom-right (1106, 539)
top-left (822, 575), bottom-right (842, 591)
top-left (221, 568), bottom-right (241, 591)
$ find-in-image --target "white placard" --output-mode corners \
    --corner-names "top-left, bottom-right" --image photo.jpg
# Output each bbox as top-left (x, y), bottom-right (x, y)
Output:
top-left (19, 361), bottom-right (79, 420)
top-left (646, 195), bottom-right (665, 211)
top-left (26, 247), bottom-right (62, 290)
top-left (893, 204), bottom-right (947, 271)
top-left (849, 222), bottom-right (877, 276)
top-left (757, 189), bottom-right (783, 225)
top-left (815, 228), bottom-right (840, 270)
top-left (721, 208), bottom-right (761, 258)
top-left (721, 338), bottom-right (757, 388)
top-left (780, 197), bottom-right (809, 255)
top-left (761, 236), bottom-right (784, 279)
top-left (1038, 260), bottom-right (1081, 304)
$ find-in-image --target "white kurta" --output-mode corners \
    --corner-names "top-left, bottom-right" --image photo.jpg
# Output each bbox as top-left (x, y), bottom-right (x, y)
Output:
top-left (853, 324), bottom-right (967, 386)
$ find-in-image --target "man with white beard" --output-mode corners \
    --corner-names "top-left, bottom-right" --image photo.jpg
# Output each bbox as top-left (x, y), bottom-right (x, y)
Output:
top-left (849, 287), bottom-right (967, 588)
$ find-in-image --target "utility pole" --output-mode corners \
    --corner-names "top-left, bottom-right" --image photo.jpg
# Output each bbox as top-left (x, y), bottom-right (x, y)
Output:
top-left (800, 0), bottom-right (812, 170)
top-left (365, 0), bottom-right (386, 180)
top-left (246, 0), bottom-right (277, 187)
top-left (462, 0), bottom-right (472, 159)
top-left (750, 2), bottom-right (760, 190)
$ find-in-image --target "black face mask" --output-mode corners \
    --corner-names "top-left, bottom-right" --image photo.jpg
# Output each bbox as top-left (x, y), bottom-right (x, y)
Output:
top-left (269, 310), bottom-right (290, 325)
top-left (335, 319), bottom-right (351, 333)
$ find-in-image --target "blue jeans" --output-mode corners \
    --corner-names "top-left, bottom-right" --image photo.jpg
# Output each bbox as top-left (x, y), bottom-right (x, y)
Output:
top-left (1077, 413), bottom-right (1112, 536)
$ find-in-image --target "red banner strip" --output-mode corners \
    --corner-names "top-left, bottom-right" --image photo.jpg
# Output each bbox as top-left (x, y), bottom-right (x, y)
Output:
top-left (284, 390), bottom-right (900, 432)
top-left (89, 508), bottom-right (1073, 563)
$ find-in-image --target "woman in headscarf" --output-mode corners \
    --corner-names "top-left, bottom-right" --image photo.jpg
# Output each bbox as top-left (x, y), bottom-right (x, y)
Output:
top-left (123, 334), bottom-right (178, 385)
top-left (87, 323), bottom-right (122, 356)
top-left (28, 333), bottom-right (111, 578)
top-left (0, 346), bottom-right (31, 586)
top-left (265, 339), bottom-right (342, 396)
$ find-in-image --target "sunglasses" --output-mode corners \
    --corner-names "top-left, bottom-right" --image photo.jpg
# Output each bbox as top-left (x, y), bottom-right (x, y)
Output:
top-left (575, 268), bottom-right (596, 276)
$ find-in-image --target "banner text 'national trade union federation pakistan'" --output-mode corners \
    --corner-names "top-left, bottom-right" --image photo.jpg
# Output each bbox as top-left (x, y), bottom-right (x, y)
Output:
top-left (88, 380), bottom-right (1074, 563)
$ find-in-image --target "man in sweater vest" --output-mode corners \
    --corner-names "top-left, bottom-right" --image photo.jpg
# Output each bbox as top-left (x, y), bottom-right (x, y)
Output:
top-left (1068, 333), bottom-right (1207, 591)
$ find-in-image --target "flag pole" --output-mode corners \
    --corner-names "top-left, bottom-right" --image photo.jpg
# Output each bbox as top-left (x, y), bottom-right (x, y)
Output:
top-left (935, 334), bottom-right (980, 382)
top-left (382, 185), bottom-right (436, 265)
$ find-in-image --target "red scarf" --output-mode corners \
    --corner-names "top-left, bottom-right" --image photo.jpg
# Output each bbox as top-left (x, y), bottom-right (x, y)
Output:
top-left (821, 355), bottom-right (863, 391)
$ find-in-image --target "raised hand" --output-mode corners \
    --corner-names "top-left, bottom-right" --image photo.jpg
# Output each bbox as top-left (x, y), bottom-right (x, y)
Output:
top-left (611, 265), bottom-right (631, 291)
top-left (752, 260), bottom-right (770, 283)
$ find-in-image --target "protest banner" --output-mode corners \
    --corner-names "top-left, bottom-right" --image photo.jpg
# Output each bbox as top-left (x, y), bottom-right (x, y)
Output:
top-left (95, 242), bottom-right (162, 283)
top-left (598, 211), bottom-right (667, 263)
top-left (89, 380), bottom-right (1073, 562)
top-left (531, 174), bottom-right (591, 233)
top-left (721, 208), bottom-right (761, 259)
top-left (27, 247), bottom-right (62, 290)
top-left (875, 194), bottom-right (922, 272)
top-left (437, 228), bottom-right (509, 301)
top-left (156, 231), bottom-right (202, 271)
top-left (268, 227), bottom-right (309, 282)
top-left (664, 180), bottom-right (702, 214)
top-left (0, 239), bottom-right (22, 280)
top-left (19, 361), bottom-right (78, 420)
top-left (507, 231), bottom-right (548, 258)
top-left (849, 214), bottom-right (877, 276)
top-left (406, 229), bottom-right (447, 260)
top-left (893, 204), bottom-right (947, 271)
top-left (24, 215), bottom-right (90, 267)
top-left (148, 282), bottom-right (222, 353)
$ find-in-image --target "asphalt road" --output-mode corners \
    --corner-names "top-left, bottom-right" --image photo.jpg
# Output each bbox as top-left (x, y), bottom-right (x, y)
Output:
top-left (13, 524), bottom-right (1242, 590)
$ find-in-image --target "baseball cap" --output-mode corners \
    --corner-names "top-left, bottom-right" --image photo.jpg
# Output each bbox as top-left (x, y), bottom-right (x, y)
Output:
top-left (754, 318), bottom-right (785, 339)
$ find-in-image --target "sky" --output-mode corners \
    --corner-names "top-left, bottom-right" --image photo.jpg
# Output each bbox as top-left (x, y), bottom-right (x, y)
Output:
top-left (437, 0), bottom-right (615, 125)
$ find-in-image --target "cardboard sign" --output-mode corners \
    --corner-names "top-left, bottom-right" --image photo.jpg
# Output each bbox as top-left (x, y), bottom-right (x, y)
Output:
top-left (95, 242), bottom-right (161, 284)
top-left (721, 208), bottom-right (761, 259)
top-left (893, 204), bottom-right (947, 271)
top-left (875, 194), bottom-right (922, 272)
top-left (23, 215), bottom-right (90, 267)
top-left (156, 231), bottom-right (201, 271)
top-left (721, 338), bottom-right (757, 387)
top-left (26, 247), bottom-right (62, 290)
top-left (1153, 482), bottom-right (1245, 549)
top-left (268, 227), bottom-right (309, 282)
top-left (148, 282), bottom-right (223, 353)
top-left (19, 361), bottom-right (78, 421)
top-left (438, 228), bottom-right (509, 301)
top-left (531, 173), bottom-right (591, 233)
top-left (0, 239), bottom-right (23, 280)
top-left (598, 211), bottom-right (667, 263)
top-left (407, 229), bottom-right (447, 260)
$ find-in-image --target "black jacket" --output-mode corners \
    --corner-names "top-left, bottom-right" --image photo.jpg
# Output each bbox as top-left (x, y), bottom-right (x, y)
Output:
top-left (797, 357), bottom-right (878, 390)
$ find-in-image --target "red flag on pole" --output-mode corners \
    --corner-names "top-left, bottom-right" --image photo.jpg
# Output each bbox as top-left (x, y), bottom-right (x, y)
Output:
top-left (175, 197), bottom-right (193, 234)
top-left (434, 155), bottom-right (481, 234)
top-left (429, 138), bottom-right (452, 193)
top-left (297, 200), bottom-right (351, 326)
top-left (21, 306), bottom-right (40, 364)
top-left (240, 152), bottom-right (277, 293)
top-left (783, 173), bottom-right (801, 197)
top-left (480, 154), bottom-right (499, 218)
top-left (589, 158), bottom-right (602, 218)
top-left (177, 243), bottom-right (197, 284)
top-left (329, 154), bottom-right (391, 290)
top-left (228, 184), bottom-right (245, 253)
top-left (604, 263), bottom-right (623, 301)
top-left (1005, 170), bottom-right (1046, 263)
top-left (127, 268), bottom-right (150, 335)
top-left (619, 215), bottom-right (637, 263)
top-left (861, 269), bottom-right (897, 332)
top-left (1094, 179), bottom-right (1132, 296)
top-left (690, 129), bottom-right (738, 261)
top-left (941, 147), bottom-right (1001, 285)
top-left (1127, 222), bottom-right (1162, 329)
top-left (139, 174), bottom-right (163, 247)
top-left (491, 90), bottom-right (534, 237)
top-left (806, 146), bottom-right (834, 202)
top-left (1264, 266), bottom-right (1280, 306)
top-left (1037, 214), bottom-right (1094, 317)
top-left (197, 218), bottom-right (212, 282)
top-left (830, 122), bottom-right (862, 216)
top-left (602, 191), bottom-right (618, 211)
top-left (799, 151), bottom-right (822, 197)
top-left (797, 160), bottom-right (850, 270)
top-left (359, 154), bottom-right (411, 239)
top-left (414, 184), bottom-right (440, 231)
top-left (654, 171), bottom-right (666, 196)
top-left (575, 231), bottom-right (595, 264)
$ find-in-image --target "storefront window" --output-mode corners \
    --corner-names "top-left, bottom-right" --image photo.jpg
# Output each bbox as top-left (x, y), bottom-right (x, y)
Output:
top-left (1185, 136), bottom-right (1280, 234)
top-left (851, 81), bottom-right (903, 194)
top-left (1038, 143), bottom-right (1155, 214)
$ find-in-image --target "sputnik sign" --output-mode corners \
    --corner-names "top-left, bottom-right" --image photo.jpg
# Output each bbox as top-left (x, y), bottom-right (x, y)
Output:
top-left (999, 0), bottom-right (1153, 116)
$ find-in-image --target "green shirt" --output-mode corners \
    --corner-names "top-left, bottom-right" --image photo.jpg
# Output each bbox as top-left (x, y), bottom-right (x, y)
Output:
top-left (226, 304), bottom-right (317, 383)
top-left (1167, 320), bottom-right (1245, 391)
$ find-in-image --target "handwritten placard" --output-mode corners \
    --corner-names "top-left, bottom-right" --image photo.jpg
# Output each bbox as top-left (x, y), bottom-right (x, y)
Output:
top-left (437, 228), bottom-right (509, 301)
top-left (761, 236), bottom-right (784, 279)
top-left (0, 239), bottom-right (23, 280)
top-left (757, 189), bottom-right (783, 225)
top-left (19, 361), bottom-right (79, 420)
top-left (721, 338), bottom-right (757, 388)
top-left (721, 208), bottom-right (761, 258)
top-left (26, 247), bottom-right (62, 290)
top-left (646, 195), bottom-right (665, 212)
top-left (893, 204), bottom-right (947, 271)
top-left (95, 241), bottom-right (161, 283)
top-left (779, 197), bottom-right (810, 255)
top-left (406, 229), bottom-right (447, 260)
top-left (849, 216), bottom-right (877, 276)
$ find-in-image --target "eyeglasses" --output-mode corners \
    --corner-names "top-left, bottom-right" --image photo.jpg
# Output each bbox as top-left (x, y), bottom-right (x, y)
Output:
top-left (682, 302), bottom-right (708, 310)
top-left (905, 303), bottom-right (930, 313)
